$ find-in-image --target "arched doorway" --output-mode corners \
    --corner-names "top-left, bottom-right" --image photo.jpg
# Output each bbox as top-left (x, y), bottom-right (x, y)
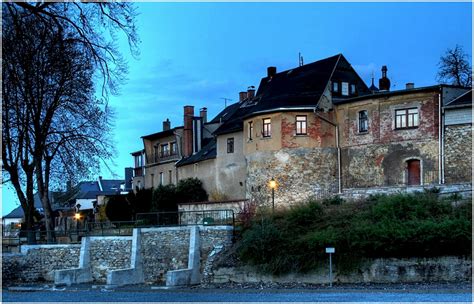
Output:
top-left (406, 159), bottom-right (421, 186)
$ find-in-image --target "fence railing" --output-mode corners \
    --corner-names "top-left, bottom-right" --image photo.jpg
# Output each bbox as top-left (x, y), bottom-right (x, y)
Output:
top-left (2, 209), bottom-right (235, 247)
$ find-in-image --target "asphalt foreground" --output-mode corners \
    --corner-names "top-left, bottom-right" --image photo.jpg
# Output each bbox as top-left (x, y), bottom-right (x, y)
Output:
top-left (1, 282), bottom-right (472, 303)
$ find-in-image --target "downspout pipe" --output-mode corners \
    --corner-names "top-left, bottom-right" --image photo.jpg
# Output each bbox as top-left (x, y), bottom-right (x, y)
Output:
top-left (438, 92), bottom-right (445, 184)
top-left (314, 111), bottom-right (342, 194)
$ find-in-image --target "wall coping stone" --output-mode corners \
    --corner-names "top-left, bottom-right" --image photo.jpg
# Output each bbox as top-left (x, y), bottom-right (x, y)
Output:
top-left (141, 225), bottom-right (233, 233)
top-left (89, 236), bottom-right (133, 241)
top-left (21, 244), bottom-right (81, 254)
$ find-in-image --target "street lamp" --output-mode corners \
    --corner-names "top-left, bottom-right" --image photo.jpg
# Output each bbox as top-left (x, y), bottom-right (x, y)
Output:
top-left (74, 213), bottom-right (81, 220)
top-left (269, 177), bottom-right (278, 212)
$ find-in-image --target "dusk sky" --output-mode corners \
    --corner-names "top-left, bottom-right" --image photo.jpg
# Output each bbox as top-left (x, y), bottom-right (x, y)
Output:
top-left (2, 2), bottom-right (472, 215)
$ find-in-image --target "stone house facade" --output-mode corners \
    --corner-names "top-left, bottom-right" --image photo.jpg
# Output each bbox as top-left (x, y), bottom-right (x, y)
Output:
top-left (131, 54), bottom-right (472, 207)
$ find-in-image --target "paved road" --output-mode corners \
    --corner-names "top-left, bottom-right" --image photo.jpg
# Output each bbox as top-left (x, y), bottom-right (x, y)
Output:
top-left (2, 287), bottom-right (472, 302)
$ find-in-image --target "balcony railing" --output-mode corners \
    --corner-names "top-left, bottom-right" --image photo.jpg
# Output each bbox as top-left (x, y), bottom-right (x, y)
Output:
top-left (153, 151), bottom-right (178, 163)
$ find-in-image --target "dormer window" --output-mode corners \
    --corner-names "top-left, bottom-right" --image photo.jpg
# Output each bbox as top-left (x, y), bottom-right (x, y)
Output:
top-left (332, 82), bottom-right (339, 93)
top-left (341, 82), bottom-right (349, 96)
top-left (350, 84), bottom-right (356, 95)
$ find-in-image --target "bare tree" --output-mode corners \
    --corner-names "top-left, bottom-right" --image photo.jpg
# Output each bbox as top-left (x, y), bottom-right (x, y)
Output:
top-left (2, 2), bottom-right (137, 243)
top-left (437, 44), bottom-right (472, 87)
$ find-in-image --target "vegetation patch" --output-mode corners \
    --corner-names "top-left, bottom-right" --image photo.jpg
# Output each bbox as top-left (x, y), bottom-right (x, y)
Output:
top-left (238, 192), bottom-right (472, 275)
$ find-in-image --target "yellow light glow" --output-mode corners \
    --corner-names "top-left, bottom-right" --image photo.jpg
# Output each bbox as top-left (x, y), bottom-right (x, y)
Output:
top-left (74, 213), bottom-right (81, 220)
top-left (269, 179), bottom-right (277, 189)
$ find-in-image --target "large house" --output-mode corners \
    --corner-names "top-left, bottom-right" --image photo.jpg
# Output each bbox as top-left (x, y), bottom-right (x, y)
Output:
top-left (131, 54), bottom-right (472, 207)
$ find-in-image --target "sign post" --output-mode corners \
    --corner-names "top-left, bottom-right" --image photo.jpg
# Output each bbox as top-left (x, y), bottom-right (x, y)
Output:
top-left (325, 247), bottom-right (335, 287)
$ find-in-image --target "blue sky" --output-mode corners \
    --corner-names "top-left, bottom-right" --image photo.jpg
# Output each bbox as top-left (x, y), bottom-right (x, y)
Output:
top-left (2, 2), bottom-right (472, 215)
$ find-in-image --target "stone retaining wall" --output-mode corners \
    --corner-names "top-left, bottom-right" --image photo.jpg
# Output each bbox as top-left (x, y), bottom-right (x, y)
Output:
top-left (210, 256), bottom-right (471, 284)
top-left (2, 245), bottom-right (81, 284)
top-left (89, 237), bottom-right (132, 282)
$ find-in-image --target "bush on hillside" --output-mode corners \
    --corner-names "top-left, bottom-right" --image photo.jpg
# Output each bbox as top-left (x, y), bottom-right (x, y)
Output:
top-left (105, 195), bottom-right (133, 222)
top-left (238, 192), bottom-right (472, 275)
top-left (176, 177), bottom-right (208, 203)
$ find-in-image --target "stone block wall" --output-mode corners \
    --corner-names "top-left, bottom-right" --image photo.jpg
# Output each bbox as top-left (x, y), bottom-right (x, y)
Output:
top-left (140, 227), bottom-right (190, 283)
top-left (89, 237), bottom-right (132, 282)
top-left (2, 245), bottom-right (80, 283)
top-left (246, 148), bottom-right (338, 207)
top-left (210, 256), bottom-right (471, 284)
top-left (444, 124), bottom-right (472, 184)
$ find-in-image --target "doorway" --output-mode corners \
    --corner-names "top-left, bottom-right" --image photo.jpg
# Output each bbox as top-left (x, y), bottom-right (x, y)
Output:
top-left (406, 159), bottom-right (421, 185)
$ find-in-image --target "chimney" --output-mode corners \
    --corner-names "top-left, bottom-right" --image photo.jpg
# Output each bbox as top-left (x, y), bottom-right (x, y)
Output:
top-left (163, 118), bottom-right (171, 131)
top-left (378, 65), bottom-right (391, 91)
top-left (247, 86), bottom-right (256, 99)
top-left (200, 107), bottom-right (207, 123)
top-left (267, 66), bottom-right (277, 78)
top-left (239, 91), bottom-right (248, 102)
top-left (405, 83), bottom-right (415, 90)
top-left (183, 105), bottom-right (194, 158)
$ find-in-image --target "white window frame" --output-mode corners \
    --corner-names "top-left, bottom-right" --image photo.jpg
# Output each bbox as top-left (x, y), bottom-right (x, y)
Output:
top-left (341, 82), bottom-right (349, 96)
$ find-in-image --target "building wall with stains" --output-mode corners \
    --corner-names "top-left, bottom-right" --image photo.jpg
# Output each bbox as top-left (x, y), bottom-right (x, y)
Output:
top-left (215, 132), bottom-right (247, 200)
top-left (336, 90), bottom-right (441, 188)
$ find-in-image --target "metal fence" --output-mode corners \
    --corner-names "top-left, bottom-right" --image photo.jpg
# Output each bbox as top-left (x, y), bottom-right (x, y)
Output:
top-left (2, 209), bottom-right (235, 248)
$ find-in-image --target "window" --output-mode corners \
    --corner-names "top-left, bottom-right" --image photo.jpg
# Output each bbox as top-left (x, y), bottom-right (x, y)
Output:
top-left (248, 121), bottom-right (253, 140)
top-left (341, 82), bottom-right (349, 96)
top-left (170, 142), bottom-right (177, 155)
top-left (350, 84), bottom-right (356, 95)
top-left (358, 110), bottom-right (368, 133)
top-left (296, 115), bottom-right (307, 135)
top-left (333, 82), bottom-right (339, 93)
top-left (168, 170), bottom-right (172, 184)
top-left (227, 138), bottom-right (234, 153)
top-left (159, 172), bottom-right (164, 185)
top-left (134, 154), bottom-right (142, 168)
top-left (262, 118), bottom-right (271, 137)
top-left (160, 143), bottom-right (169, 158)
top-left (395, 108), bottom-right (419, 129)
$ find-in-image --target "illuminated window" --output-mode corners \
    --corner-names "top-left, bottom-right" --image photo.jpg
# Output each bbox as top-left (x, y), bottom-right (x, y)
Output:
top-left (262, 118), bottom-right (271, 137)
top-left (296, 115), bottom-right (307, 135)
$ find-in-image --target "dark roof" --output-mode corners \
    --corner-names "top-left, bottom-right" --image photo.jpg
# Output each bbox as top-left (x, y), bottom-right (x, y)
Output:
top-left (141, 127), bottom-right (181, 140)
top-left (445, 90), bottom-right (472, 108)
top-left (3, 191), bottom-right (64, 219)
top-left (74, 179), bottom-right (124, 199)
top-left (209, 102), bottom-right (241, 124)
top-left (131, 149), bottom-right (144, 156)
top-left (176, 138), bottom-right (217, 167)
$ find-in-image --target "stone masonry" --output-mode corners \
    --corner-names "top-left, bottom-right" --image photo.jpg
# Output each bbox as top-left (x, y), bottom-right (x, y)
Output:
top-left (444, 124), bottom-right (473, 184)
top-left (89, 238), bottom-right (132, 282)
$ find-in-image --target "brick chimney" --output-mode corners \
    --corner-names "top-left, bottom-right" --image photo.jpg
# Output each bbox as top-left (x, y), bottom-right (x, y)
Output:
top-left (183, 106), bottom-right (194, 158)
top-left (378, 65), bottom-right (391, 91)
top-left (247, 86), bottom-right (256, 99)
top-left (267, 66), bottom-right (277, 77)
top-left (163, 118), bottom-right (171, 131)
top-left (200, 107), bottom-right (207, 123)
top-left (239, 91), bottom-right (248, 102)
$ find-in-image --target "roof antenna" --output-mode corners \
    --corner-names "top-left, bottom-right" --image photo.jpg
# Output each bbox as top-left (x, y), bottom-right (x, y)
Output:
top-left (299, 52), bottom-right (304, 67)
top-left (220, 97), bottom-right (232, 108)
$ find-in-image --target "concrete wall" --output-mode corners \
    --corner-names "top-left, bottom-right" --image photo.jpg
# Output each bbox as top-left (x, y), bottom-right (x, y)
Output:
top-left (215, 131), bottom-right (247, 200)
top-left (444, 124), bottom-right (472, 184)
top-left (177, 158), bottom-right (216, 198)
top-left (209, 256), bottom-right (471, 284)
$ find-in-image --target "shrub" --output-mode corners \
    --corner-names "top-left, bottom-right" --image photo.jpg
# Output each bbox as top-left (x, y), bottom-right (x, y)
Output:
top-left (176, 178), bottom-right (208, 203)
top-left (105, 195), bottom-right (133, 222)
top-left (128, 188), bottom-right (153, 214)
top-left (152, 184), bottom-right (177, 212)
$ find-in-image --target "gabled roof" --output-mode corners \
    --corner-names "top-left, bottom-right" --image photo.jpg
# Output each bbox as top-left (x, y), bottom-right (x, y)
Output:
top-left (3, 191), bottom-right (64, 219)
top-left (445, 90), bottom-right (472, 108)
top-left (141, 127), bottom-right (182, 140)
top-left (176, 138), bottom-right (216, 167)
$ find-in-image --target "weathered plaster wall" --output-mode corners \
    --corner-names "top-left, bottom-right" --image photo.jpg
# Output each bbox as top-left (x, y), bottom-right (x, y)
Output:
top-left (89, 237), bottom-right (132, 282)
top-left (177, 158), bottom-right (216, 198)
top-left (246, 148), bottom-right (338, 207)
top-left (146, 161), bottom-right (177, 188)
top-left (210, 256), bottom-right (471, 284)
top-left (2, 245), bottom-right (81, 283)
top-left (215, 132), bottom-right (247, 200)
top-left (444, 124), bottom-right (472, 184)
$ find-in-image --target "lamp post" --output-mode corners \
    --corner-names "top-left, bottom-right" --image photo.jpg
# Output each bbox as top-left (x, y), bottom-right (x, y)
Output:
top-left (269, 177), bottom-right (277, 213)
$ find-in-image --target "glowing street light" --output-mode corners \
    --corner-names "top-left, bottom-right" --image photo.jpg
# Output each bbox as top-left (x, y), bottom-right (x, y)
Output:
top-left (269, 177), bottom-right (278, 212)
top-left (74, 213), bottom-right (81, 220)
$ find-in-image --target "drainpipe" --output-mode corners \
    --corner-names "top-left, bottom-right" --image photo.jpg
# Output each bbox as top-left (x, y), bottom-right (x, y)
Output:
top-left (314, 111), bottom-right (342, 194)
top-left (438, 92), bottom-right (445, 184)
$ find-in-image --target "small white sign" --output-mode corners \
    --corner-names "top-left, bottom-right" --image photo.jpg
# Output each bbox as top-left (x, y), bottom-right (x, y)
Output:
top-left (325, 247), bottom-right (335, 254)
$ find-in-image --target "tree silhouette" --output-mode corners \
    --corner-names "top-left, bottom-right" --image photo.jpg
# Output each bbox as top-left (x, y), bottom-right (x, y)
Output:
top-left (437, 44), bottom-right (472, 87)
